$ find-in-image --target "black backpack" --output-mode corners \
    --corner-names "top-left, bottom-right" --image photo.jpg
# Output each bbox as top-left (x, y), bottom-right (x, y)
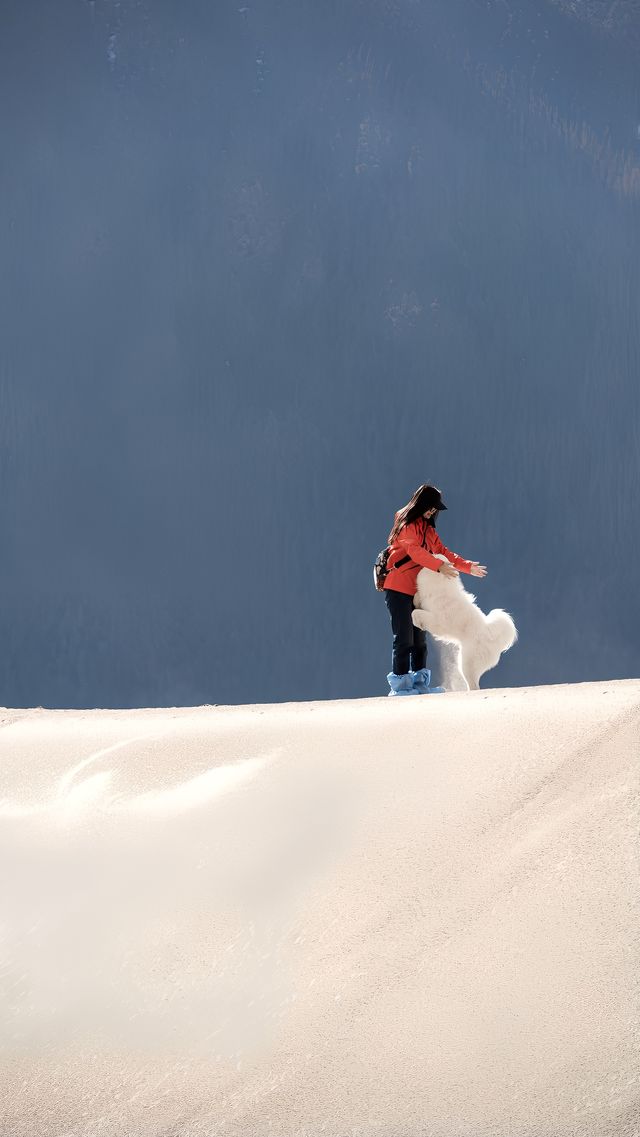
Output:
top-left (373, 547), bottom-right (410, 591)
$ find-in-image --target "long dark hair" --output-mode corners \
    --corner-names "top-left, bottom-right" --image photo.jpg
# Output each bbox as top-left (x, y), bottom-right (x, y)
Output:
top-left (387, 484), bottom-right (444, 545)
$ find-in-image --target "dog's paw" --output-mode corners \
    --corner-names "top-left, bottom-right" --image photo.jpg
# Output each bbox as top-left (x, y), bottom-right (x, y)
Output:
top-left (411, 609), bottom-right (430, 631)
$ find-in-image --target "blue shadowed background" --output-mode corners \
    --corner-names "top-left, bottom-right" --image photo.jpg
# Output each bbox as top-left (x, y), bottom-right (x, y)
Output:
top-left (1, 0), bottom-right (639, 707)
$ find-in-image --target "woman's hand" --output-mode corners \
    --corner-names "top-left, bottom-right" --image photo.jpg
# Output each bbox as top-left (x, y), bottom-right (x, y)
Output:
top-left (438, 562), bottom-right (459, 579)
top-left (469, 562), bottom-right (488, 578)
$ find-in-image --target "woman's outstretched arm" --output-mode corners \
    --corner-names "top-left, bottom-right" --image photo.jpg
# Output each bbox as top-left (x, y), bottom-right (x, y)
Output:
top-left (394, 523), bottom-right (447, 573)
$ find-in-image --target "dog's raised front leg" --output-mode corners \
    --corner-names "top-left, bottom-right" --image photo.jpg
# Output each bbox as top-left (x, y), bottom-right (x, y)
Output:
top-left (411, 609), bottom-right (432, 632)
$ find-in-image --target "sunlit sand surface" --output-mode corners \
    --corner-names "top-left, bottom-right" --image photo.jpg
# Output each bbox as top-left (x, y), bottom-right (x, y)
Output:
top-left (1, 680), bottom-right (638, 1136)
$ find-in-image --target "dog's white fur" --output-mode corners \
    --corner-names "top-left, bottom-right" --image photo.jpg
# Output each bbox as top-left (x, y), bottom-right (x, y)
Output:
top-left (411, 554), bottom-right (517, 691)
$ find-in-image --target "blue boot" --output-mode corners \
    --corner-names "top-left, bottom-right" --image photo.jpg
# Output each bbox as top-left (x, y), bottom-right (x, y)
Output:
top-left (411, 668), bottom-right (445, 695)
top-left (387, 671), bottom-right (420, 696)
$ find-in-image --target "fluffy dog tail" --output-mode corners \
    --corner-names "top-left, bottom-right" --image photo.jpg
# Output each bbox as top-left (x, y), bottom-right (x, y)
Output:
top-left (486, 609), bottom-right (518, 652)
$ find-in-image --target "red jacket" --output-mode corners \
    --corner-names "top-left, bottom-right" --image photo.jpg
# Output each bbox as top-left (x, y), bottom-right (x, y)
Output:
top-left (383, 516), bottom-right (474, 596)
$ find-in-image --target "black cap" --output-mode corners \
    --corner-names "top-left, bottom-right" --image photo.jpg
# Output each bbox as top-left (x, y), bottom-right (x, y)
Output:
top-left (421, 484), bottom-right (447, 511)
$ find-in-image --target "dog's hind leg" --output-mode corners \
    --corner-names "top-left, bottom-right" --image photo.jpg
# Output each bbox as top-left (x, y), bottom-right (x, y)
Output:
top-left (458, 644), bottom-right (487, 691)
top-left (438, 642), bottom-right (469, 692)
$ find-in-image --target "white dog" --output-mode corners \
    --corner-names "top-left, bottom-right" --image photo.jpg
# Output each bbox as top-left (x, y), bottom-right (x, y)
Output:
top-left (411, 554), bottom-right (517, 691)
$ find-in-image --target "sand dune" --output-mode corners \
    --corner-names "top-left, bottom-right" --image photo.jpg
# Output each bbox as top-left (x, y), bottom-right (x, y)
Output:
top-left (0, 680), bottom-right (639, 1137)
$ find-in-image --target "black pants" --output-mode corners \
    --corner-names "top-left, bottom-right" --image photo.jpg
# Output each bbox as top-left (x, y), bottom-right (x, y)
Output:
top-left (384, 588), bottom-right (427, 675)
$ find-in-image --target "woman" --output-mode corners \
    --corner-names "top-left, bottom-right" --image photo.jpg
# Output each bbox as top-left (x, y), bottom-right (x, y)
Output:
top-left (383, 484), bottom-right (487, 695)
